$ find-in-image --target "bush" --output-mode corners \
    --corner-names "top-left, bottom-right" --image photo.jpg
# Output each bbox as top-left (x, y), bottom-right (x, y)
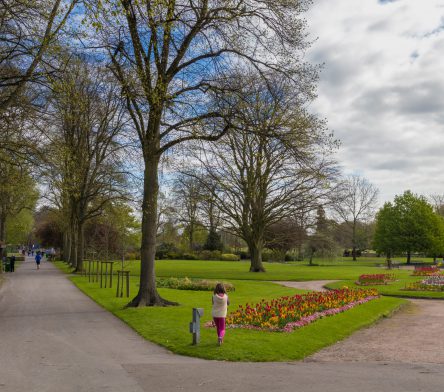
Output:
top-left (181, 253), bottom-right (197, 260)
top-left (125, 252), bottom-right (140, 260)
top-left (156, 277), bottom-right (235, 292)
top-left (285, 254), bottom-right (296, 262)
top-left (156, 242), bottom-right (178, 259)
top-left (220, 253), bottom-right (240, 261)
top-left (198, 250), bottom-right (212, 260)
top-left (261, 250), bottom-right (273, 262)
top-left (238, 250), bottom-right (250, 260)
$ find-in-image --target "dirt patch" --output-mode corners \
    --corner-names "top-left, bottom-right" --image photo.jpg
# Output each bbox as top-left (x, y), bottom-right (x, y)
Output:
top-left (307, 299), bottom-right (444, 364)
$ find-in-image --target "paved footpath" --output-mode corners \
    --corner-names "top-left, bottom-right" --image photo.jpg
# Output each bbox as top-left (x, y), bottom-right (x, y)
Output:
top-left (1, 260), bottom-right (444, 392)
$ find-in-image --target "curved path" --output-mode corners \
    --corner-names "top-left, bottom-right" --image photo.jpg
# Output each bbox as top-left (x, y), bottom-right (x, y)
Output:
top-left (276, 280), bottom-right (339, 291)
top-left (0, 261), bottom-right (443, 392)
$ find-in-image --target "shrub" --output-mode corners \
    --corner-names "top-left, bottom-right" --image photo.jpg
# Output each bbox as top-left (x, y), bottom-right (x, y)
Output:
top-left (238, 251), bottom-right (250, 260)
top-left (125, 252), bottom-right (140, 260)
top-left (220, 253), bottom-right (240, 261)
top-left (157, 277), bottom-right (235, 292)
top-left (156, 242), bottom-right (178, 259)
top-left (285, 254), bottom-right (296, 262)
top-left (181, 253), bottom-right (197, 260)
top-left (199, 250), bottom-right (213, 260)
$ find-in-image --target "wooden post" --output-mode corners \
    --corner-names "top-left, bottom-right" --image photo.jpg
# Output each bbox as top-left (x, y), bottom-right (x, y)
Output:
top-left (116, 270), bottom-right (130, 297)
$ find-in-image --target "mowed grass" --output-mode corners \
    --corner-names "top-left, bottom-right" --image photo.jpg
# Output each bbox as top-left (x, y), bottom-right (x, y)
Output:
top-left (122, 259), bottom-right (391, 281)
top-left (113, 257), bottom-right (436, 281)
top-left (55, 261), bottom-right (407, 361)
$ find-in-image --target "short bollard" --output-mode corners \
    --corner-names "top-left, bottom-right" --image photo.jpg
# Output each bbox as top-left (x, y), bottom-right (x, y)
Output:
top-left (189, 308), bottom-right (204, 345)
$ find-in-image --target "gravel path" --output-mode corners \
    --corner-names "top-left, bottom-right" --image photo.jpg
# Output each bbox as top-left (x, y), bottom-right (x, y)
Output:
top-left (1, 262), bottom-right (444, 391)
top-left (308, 298), bottom-right (444, 364)
top-left (276, 280), bottom-right (444, 364)
top-left (275, 280), bottom-right (339, 291)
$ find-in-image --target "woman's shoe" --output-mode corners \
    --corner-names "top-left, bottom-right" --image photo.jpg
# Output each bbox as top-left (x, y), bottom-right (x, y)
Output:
top-left (218, 337), bottom-right (222, 346)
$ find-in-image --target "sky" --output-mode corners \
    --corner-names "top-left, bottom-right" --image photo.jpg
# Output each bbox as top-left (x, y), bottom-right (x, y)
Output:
top-left (305, 0), bottom-right (444, 204)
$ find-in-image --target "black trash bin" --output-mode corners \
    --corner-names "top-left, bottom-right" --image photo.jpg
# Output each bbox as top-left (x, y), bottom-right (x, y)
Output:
top-left (3, 260), bottom-right (10, 272)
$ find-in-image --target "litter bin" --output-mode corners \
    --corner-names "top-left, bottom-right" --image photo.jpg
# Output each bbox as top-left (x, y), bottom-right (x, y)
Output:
top-left (3, 260), bottom-right (10, 272)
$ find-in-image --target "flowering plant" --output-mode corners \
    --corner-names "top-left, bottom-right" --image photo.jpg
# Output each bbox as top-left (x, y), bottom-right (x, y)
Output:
top-left (412, 266), bottom-right (441, 276)
top-left (357, 274), bottom-right (396, 285)
top-left (404, 275), bottom-right (444, 292)
top-left (208, 288), bottom-right (378, 332)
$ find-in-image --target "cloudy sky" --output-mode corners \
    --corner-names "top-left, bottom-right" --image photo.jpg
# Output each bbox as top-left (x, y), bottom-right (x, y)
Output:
top-left (305, 0), bottom-right (444, 204)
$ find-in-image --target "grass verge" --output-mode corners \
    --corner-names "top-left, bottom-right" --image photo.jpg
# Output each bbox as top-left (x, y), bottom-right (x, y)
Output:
top-left (55, 261), bottom-right (406, 361)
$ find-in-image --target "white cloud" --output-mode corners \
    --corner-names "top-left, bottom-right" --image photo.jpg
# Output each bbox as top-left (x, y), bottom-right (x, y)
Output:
top-left (306, 0), bottom-right (444, 204)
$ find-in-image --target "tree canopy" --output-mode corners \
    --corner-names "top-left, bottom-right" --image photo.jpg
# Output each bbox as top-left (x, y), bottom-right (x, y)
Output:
top-left (373, 190), bottom-right (444, 264)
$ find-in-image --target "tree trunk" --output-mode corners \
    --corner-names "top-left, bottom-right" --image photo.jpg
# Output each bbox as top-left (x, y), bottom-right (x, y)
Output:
top-left (386, 250), bottom-right (392, 270)
top-left (127, 155), bottom-right (177, 307)
top-left (352, 246), bottom-right (357, 261)
top-left (249, 240), bottom-right (265, 272)
top-left (309, 248), bottom-right (315, 266)
top-left (188, 222), bottom-right (194, 251)
top-left (63, 230), bottom-right (70, 263)
top-left (352, 221), bottom-right (357, 261)
top-left (69, 222), bottom-right (77, 268)
top-left (406, 250), bottom-right (411, 265)
top-left (75, 222), bottom-right (84, 273)
top-left (0, 213), bottom-right (5, 243)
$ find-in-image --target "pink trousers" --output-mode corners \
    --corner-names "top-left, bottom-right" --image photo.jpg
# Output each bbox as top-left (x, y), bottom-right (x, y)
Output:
top-left (213, 317), bottom-right (226, 339)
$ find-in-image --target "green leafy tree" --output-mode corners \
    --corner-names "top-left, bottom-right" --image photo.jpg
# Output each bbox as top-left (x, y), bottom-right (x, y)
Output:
top-left (5, 209), bottom-right (34, 244)
top-left (374, 191), bottom-right (444, 265)
top-left (0, 157), bottom-right (38, 248)
top-left (204, 229), bottom-right (223, 252)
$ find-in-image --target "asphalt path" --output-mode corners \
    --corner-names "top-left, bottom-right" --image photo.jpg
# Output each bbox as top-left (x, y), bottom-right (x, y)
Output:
top-left (0, 258), bottom-right (443, 392)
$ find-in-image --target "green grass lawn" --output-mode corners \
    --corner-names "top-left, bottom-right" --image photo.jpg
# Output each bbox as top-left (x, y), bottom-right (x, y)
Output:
top-left (102, 256), bottom-right (436, 282)
top-left (55, 261), bottom-right (406, 361)
top-left (122, 259), bottom-right (390, 281)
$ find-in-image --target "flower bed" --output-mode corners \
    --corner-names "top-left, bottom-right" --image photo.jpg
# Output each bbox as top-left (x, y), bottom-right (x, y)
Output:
top-left (156, 277), bottom-right (235, 291)
top-left (404, 275), bottom-right (444, 292)
top-left (356, 274), bottom-right (396, 285)
top-left (206, 288), bottom-right (379, 332)
top-left (412, 266), bottom-right (441, 276)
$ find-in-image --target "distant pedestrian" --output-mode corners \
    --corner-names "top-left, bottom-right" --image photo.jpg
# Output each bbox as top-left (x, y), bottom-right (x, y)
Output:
top-left (10, 255), bottom-right (16, 272)
top-left (211, 283), bottom-right (230, 346)
top-left (35, 252), bottom-right (42, 270)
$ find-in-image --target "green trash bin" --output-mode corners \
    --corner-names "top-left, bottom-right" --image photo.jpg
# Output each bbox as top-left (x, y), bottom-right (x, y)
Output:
top-left (4, 260), bottom-right (11, 272)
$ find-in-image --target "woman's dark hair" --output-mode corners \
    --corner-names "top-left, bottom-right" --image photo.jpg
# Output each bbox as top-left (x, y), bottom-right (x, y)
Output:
top-left (214, 283), bottom-right (226, 295)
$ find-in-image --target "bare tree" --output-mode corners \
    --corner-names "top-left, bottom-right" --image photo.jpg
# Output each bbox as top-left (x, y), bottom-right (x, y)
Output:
top-left (0, 0), bottom-right (78, 112)
top-left (84, 0), bottom-right (316, 305)
top-left (171, 174), bottom-right (202, 251)
top-left (331, 175), bottom-right (379, 261)
top-left (192, 77), bottom-right (337, 272)
top-left (40, 58), bottom-right (128, 272)
top-left (429, 194), bottom-right (444, 217)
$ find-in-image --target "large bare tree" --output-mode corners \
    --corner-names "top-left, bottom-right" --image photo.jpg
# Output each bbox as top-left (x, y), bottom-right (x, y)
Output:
top-left (84, 0), bottom-right (315, 305)
top-left (331, 175), bottom-right (379, 261)
top-left (191, 76), bottom-right (337, 272)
